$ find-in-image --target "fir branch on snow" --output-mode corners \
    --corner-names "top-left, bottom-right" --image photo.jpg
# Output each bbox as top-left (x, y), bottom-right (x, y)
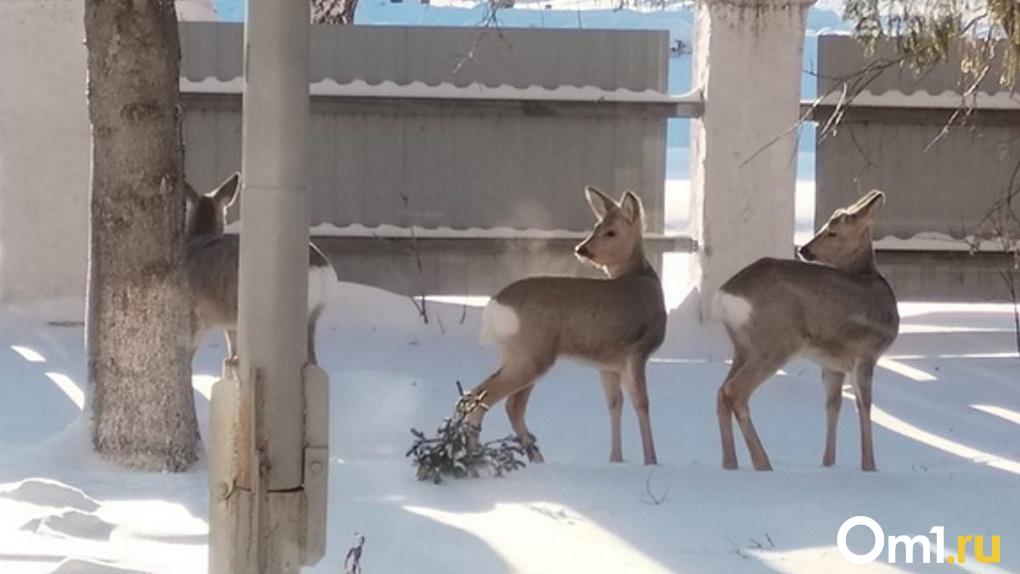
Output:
top-left (407, 382), bottom-right (530, 483)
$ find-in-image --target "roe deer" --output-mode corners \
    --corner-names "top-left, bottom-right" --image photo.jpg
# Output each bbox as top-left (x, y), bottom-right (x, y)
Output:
top-left (184, 172), bottom-right (336, 364)
top-left (466, 187), bottom-right (666, 465)
top-left (714, 189), bottom-right (899, 471)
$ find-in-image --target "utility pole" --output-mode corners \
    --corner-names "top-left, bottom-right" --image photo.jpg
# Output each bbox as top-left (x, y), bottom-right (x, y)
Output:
top-left (208, 0), bottom-right (329, 571)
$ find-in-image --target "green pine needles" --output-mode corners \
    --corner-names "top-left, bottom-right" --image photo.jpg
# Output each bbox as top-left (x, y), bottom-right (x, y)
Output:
top-left (407, 383), bottom-right (531, 484)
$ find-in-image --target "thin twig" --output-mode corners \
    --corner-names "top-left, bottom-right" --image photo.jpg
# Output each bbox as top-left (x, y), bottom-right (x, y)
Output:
top-left (639, 469), bottom-right (670, 505)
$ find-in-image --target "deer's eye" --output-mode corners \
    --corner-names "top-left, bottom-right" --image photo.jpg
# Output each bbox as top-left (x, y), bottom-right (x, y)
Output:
top-left (826, 231), bottom-right (838, 237)
top-left (605, 230), bottom-right (617, 238)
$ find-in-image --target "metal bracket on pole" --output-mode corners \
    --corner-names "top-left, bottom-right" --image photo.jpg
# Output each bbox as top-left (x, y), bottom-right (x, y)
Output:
top-left (300, 363), bottom-right (329, 566)
top-left (209, 362), bottom-right (261, 573)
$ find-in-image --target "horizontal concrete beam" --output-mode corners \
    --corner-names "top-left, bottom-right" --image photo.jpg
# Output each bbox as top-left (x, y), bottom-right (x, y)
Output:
top-left (182, 91), bottom-right (701, 119)
top-left (803, 103), bottom-right (1020, 126)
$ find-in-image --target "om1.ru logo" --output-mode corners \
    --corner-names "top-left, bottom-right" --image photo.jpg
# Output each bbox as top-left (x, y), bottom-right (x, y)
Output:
top-left (837, 516), bottom-right (1001, 565)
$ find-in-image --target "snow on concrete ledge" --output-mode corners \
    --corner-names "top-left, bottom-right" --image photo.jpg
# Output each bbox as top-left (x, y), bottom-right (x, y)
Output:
top-left (874, 232), bottom-right (1016, 253)
top-left (812, 89), bottom-right (1020, 110)
top-left (181, 77), bottom-right (702, 108)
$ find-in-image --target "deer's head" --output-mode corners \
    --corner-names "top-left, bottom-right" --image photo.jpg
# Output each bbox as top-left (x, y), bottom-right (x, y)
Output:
top-left (185, 172), bottom-right (240, 238)
top-left (574, 187), bottom-right (646, 277)
top-left (799, 189), bottom-right (885, 271)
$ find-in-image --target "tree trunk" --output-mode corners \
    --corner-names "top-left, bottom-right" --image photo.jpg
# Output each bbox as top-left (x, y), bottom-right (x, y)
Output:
top-left (312, 0), bottom-right (358, 25)
top-left (84, 0), bottom-right (198, 471)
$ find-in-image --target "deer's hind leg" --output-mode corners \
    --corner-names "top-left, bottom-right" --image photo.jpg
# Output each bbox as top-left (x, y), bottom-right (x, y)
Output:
top-left (222, 328), bottom-right (238, 363)
top-left (717, 349), bottom-right (746, 470)
top-left (719, 352), bottom-right (785, 471)
top-left (466, 350), bottom-right (555, 441)
top-left (307, 304), bottom-right (325, 365)
top-left (506, 385), bottom-right (544, 462)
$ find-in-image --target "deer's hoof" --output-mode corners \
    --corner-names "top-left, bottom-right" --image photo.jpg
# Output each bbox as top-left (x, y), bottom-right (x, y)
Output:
top-left (524, 437), bottom-right (544, 463)
top-left (722, 458), bottom-right (738, 470)
top-left (862, 462), bottom-right (877, 472)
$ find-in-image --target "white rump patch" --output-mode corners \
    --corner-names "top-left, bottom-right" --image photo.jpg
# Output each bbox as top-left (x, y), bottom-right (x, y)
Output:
top-left (713, 291), bottom-right (753, 327)
top-left (480, 300), bottom-right (520, 346)
top-left (307, 266), bottom-right (332, 312)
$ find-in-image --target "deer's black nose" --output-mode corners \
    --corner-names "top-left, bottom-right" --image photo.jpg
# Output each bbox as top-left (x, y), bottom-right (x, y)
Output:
top-left (575, 245), bottom-right (592, 259)
top-left (797, 245), bottom-right (814, 261)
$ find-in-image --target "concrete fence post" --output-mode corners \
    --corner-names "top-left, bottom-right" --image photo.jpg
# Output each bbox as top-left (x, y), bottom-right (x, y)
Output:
top-left (689, 0), bottom-right (815, 319)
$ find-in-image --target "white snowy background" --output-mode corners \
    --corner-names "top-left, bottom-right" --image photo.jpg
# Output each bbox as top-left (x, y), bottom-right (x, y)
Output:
top-left (1, 278), bottom-right (1018, 573)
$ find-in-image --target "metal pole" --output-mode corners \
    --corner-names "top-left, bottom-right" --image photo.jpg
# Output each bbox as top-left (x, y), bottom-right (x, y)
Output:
top-left (217, 0), bottom-right (311, 571)
top-left (239, 0), bottom-right (311, 491)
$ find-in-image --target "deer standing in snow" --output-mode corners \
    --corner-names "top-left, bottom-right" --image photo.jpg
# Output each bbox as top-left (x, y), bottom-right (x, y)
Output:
top-left (184, 173), bottom-right (335, 364)
top-left (466, 187), bottom-right (666, 465)
top-left (714, 190), bottom-right (899, 471)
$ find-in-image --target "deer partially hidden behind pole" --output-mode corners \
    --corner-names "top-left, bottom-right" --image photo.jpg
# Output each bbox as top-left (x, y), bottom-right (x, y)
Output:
top-left (466, 187), bottom-right (666, 465)
top-left (714, 190), bottom-right (899, 471)
top-left (184, 172), bottom-right (336, 364)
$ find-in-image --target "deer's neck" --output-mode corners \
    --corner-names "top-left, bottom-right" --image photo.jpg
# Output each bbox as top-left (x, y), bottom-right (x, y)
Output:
top-left (605, 244), bottom-right (656, 280)
top-left (841, 245), bottom-right (880, 276)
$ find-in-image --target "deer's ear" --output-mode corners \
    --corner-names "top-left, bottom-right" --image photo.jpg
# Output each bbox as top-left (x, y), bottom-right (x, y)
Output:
top-left (584, 186), bottom-right (616, 219)
top-left (848, 189), bottom-right (885, 220)
top-left (212, 172), bottom-right (240, 207)
top-left (619, 190), bottom-right (643, 223)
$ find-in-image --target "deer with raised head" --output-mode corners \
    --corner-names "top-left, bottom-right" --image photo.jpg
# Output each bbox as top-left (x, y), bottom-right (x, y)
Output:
top-left (714, 189), bottom-right (899, 471)
top-left (184, 172), bottom-right (336, 364)
top-left (466, 187), bottom-right (666, 465)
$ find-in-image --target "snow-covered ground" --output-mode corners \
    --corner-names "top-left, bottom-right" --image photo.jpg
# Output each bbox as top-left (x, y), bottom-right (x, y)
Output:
top-left (0, 277), bottom-right (1017, 573)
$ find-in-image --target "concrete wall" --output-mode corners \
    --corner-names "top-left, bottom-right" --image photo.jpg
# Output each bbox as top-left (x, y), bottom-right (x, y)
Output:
top-left (815, 36), bottom-right (1020, 240)
top-left (181, 23), bottom-right (668, 92)
top-left (813, 36), bottom-right (1020, 302)
top-left (180, 23), bottom-right (671, 233)
top-left (878, 251), bottom-right (1017, 303)
top-left (0, 0), bottom-right (90, 307)
top-left (183, 95), bottom-right (670, 232)
top-left (318, 236), bottom-right (691, 297)
top-left (0, 16), bottom-right (673, 306)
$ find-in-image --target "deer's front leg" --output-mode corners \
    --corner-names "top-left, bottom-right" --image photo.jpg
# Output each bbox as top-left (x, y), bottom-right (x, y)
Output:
top-left (224, 329), bottom-right (239, 365)
top-left (599, 369), bottom-right (623, 463)
top-left (623, 358), bottom-right (657, 465)
top-left (822, 369), bottom-right (846, 467)
top-left (506, 385), bottom-right (543, 463)
top-left (852, 359), bottom-right (877, 472)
